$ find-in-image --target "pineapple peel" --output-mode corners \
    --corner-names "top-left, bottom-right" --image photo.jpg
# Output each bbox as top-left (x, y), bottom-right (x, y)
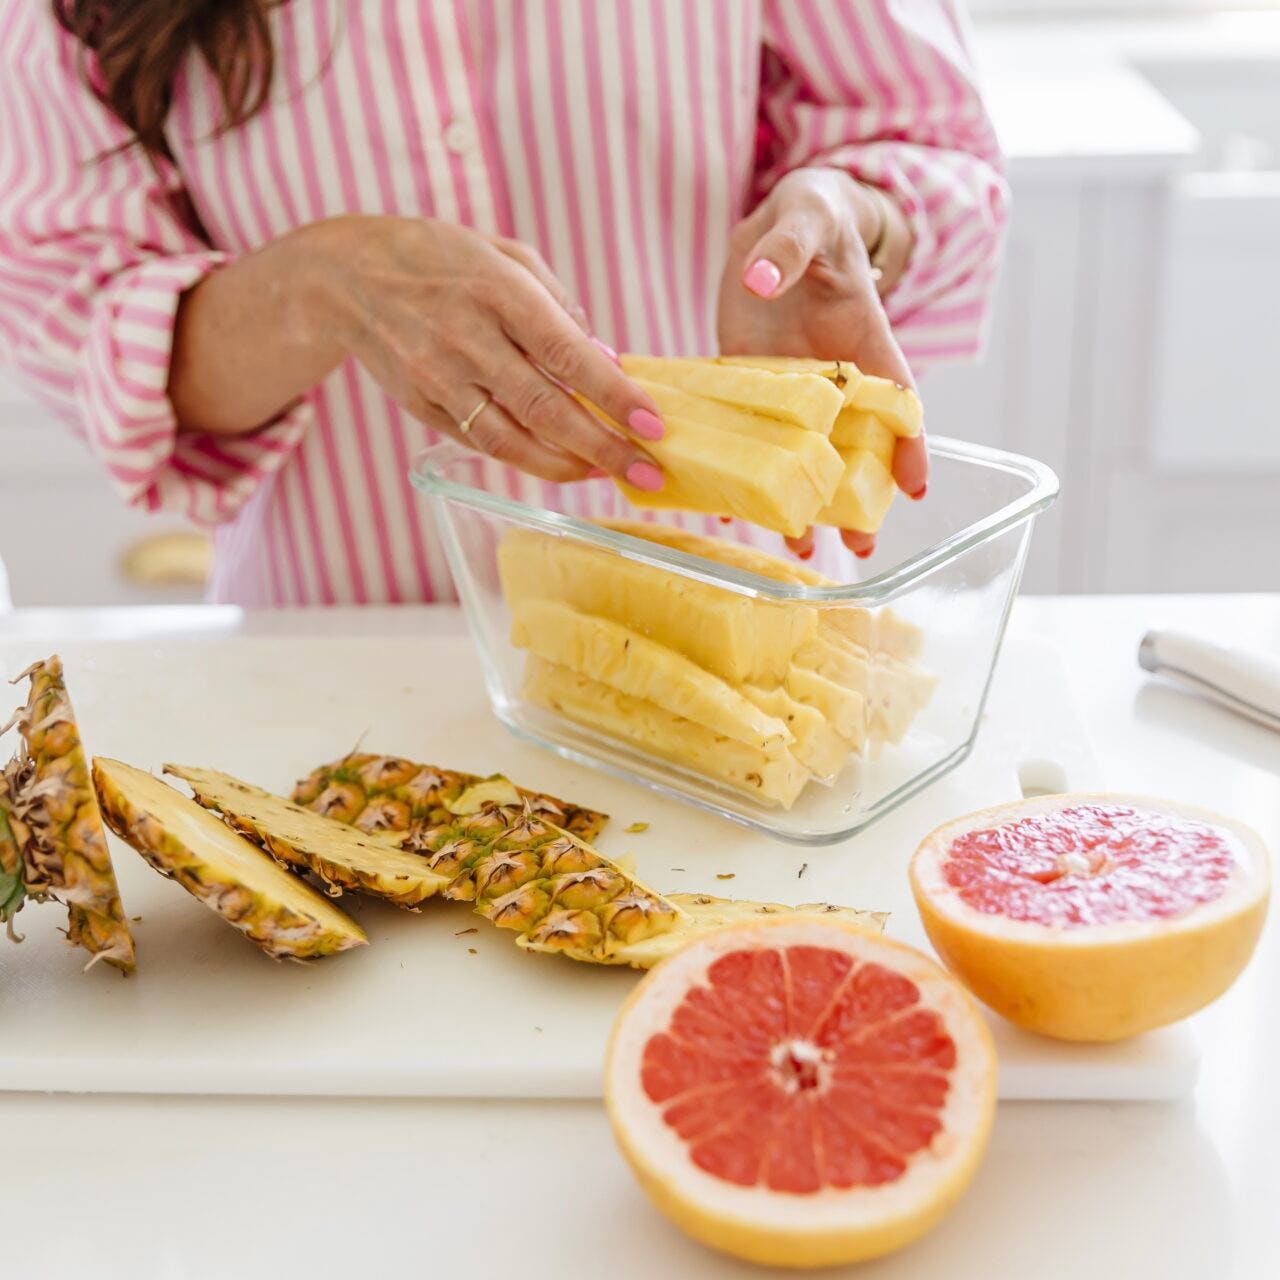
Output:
top-left (519, 894), bottom-right (890, 970)
top-left (290, 753), bottom-right (888, 969)
top-left (1, 657), bottom-right (135, 973)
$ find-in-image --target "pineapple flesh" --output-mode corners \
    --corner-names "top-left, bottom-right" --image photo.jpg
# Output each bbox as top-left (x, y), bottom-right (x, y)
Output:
top-left (510, 599), bottom-right (795, 756)
top-left (601, 894), bottom-right (889, 968)
top-left (580, 355), bottom-right (850, 536)
top-left (633, 378), bottom-right (844, 498)
top-left (1, 658), bottom-right (135, 972)
top-left (602, 357), bottom-right (919, 537)
top-left (816, 449), bottom-right (897, 533)
top-left (620, 355), bottom-right (844, 431)
top-left (612, 410), bottom-right (826, 537)
top-left (499, 521), bottom-right (934, 802)
top-left (830, 408), bottom-right (896, 467)
top-left (523, 658), bottom-right (811, 808)
top-left (716, 355), bottom-right (864, 403)
top-left (498, 527), bottom-right (815, 685)
top-left (93, 758), bottom-right (366, 960)
top-left (165, 765), bottom-right (447, 908)
top-left (847, 374), bottom-right (924, 437)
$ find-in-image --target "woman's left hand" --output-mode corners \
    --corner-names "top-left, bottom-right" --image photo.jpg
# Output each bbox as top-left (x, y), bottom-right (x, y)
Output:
top-left (717, 167), bottom-right (928, 558)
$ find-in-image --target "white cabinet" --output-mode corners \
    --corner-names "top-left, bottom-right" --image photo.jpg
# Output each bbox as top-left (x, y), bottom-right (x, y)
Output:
top-left (928, 20), bottom-right (1280, 595)
top-left (919, 187), bottom-right (1083, 594)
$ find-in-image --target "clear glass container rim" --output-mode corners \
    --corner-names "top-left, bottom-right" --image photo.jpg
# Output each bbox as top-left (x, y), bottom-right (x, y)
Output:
top-left (410, 433), bottom-right (1059, 605)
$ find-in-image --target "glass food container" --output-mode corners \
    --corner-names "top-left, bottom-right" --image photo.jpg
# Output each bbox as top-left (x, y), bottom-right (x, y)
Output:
top-left (412, 436), bottom-right (1058, 845)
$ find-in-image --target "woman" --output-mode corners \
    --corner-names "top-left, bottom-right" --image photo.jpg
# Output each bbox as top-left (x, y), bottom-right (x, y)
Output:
top-left (0, 1), bottom-right (1006, 605)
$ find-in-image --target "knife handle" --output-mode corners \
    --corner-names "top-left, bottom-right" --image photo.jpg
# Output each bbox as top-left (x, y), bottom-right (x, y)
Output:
top-left (1139, 629), bottom-right (1280, 733)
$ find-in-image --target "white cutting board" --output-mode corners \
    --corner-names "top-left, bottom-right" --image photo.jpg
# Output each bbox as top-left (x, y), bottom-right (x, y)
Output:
top-left (0, 619), bottom-right (1197, 1101)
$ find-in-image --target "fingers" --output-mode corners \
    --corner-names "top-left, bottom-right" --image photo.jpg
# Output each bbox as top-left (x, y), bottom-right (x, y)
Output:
top-left (739, 195), bottom-right (832, 300)
top-left (495, 278), bottom-right (666, 445)
top-left (841, 529), bottom-right (877, 559)
top-left (431, 388), bottom-right (590, 483)
top-left (785, 527), bottom-right (877, 561)
top-left (846, 290), bottom-right (930, 499)
top-left (893, 432), bottom-right (929, 499)
top-left (785, 530), bottom-right (815, 561)
top-left (489, 237), bottom-right (590, 333)
top-left (485, 355), bottom-right (663, 487)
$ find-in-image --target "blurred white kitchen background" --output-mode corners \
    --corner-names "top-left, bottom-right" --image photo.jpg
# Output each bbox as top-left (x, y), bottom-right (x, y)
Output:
top-left (1, 0), bottom-right (1278, 606)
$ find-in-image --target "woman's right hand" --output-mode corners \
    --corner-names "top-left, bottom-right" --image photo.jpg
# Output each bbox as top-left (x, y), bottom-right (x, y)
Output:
top-left (304, 215), bottom-right (665, 488)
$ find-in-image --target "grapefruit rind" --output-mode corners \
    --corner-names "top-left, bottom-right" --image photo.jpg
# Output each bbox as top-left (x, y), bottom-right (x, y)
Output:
top-left (604, 919), bottom-right (996, 1269)
top-left (910, 793), bottom-right (1271, 1042)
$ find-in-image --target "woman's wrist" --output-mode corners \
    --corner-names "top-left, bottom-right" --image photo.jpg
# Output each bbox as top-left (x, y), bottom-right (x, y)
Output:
top-left (281, 216), bottom-right (374, 361)
top-left (832, 171), bottom-right (912, 294)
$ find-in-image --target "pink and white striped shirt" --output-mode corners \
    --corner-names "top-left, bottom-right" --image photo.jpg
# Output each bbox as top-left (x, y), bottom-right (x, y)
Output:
top-left (0, 0), bottom-right (1007, 606)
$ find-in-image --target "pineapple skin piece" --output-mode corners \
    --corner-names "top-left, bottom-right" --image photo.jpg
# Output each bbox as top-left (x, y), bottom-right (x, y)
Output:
top-left (290, 751), bottom-right (607, 843)
top-left (498, 528), bottom-right (815, 685)
top-left (620, 354), bottom-right (844, 432)
top-left (288, 762), bottom-right (890, 967)
top-left (1, 658), bottom-right (135, 972)
top-left (572, 894), bottom-right (889, 969)
top-left (524, 658), bottom-right (810, 809)
top-left (93, 759), bottom-right (366, 960)
top-left (510, 599), bottom-right (794, 756)
top-left (165, 765), bottom-right (448, 908)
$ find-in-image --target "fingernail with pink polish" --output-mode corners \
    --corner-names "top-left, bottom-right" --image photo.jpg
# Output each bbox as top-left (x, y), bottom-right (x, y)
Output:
top-left (743, 258), bottom-right (782, 298)
top-left (909, 483), bottom-right (927, 501)
top-left (855, 547), bottom-right (873, 560)
top-left (625, 460), bottom-right (664, 492)
top-left (585, 467), bottom-right (607, 479)
top-left (628, 408), bottom-right (665, 441)
top-left (591, 336), bottom-right (620, 365)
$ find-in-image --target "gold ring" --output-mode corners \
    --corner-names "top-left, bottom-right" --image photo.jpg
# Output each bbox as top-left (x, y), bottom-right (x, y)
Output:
top-left (458, 396), bottom-right (491, 435)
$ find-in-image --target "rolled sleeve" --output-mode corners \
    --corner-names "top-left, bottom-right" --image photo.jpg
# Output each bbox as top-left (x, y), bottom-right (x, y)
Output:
top-left (80, 253), bottom-right (313, 525)
top-left (0, 7), bottom-right (309, 527)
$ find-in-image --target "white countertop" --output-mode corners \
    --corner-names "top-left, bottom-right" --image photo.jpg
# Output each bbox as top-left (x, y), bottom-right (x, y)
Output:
top-left (973, 11), bottom-right (1280, 179)
top-left (2, 593), bottom-right (1278, 1279)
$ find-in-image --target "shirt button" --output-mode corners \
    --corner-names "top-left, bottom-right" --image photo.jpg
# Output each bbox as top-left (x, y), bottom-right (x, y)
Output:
top-left (443, 118), bottom-right (477, 154)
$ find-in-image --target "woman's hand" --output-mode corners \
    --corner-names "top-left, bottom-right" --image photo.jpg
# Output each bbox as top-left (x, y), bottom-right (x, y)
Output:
top-left (717, 168), bottom-right (927, 557)
top-left (298, 216), bottom-right (664, 486)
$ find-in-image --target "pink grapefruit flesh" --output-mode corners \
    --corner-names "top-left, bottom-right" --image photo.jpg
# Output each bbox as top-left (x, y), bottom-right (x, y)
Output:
top-left (943, 802), bottom-right (1237, 927)
top-left (912, 793), bottom-right (1270, 1042)
top-left (605, 919), bottom-right (995, 1268)
top-left (640, 945), bottom-right (954, 1194)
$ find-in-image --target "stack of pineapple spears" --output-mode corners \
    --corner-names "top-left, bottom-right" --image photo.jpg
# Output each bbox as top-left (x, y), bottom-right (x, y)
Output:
top-left (597, 355), bottom-right (924, 537)
top-left (2, 659), bottom-right (884, 973)
top-left (500, 524), bottom-right (936, 810)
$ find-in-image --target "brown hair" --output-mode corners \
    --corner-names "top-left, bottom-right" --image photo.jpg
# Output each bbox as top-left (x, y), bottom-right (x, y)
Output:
top-left (53, 1), bottom-right (275, 157)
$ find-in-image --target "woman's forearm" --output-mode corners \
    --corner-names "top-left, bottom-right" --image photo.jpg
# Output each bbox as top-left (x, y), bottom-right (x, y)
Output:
top-left (169, 221), bottom-right (348, 436)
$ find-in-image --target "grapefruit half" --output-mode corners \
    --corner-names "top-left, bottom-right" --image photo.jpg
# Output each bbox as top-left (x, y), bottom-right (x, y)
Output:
top-left (604, 918), bottom-right (996, 1268)
top-left (911, 794), bottom-right (1270, 1042)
